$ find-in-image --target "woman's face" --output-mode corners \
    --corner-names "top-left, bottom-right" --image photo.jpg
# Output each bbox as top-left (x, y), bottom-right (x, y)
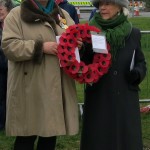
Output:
top-left (0, 5), bottom-right (9, 22)
top-left (99, 2), bottom-right (121, 20)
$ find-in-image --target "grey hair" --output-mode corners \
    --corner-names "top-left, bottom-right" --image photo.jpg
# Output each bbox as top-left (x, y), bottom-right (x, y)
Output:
top-left (0, 0), bottom-right (14, 11)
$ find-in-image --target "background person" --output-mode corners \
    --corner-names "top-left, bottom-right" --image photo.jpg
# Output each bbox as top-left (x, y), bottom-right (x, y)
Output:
top-left (80, 0), bottom-right (146, 150)
top-left (1, 0), bottom-right (82, 149)
top-left (55, 0), bottom-right (79, 24)
top-left (0, 0), bottom-right (14, 131)
top-left (89, 8), bottom-right (98, 21)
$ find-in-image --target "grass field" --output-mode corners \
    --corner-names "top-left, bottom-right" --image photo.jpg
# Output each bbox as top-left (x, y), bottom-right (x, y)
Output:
top-left (0, 17), bottom-right (150, 150)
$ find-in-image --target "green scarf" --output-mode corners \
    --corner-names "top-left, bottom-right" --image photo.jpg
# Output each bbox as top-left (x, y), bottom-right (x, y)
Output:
top-left (89, 12), bottom-right (132, 60)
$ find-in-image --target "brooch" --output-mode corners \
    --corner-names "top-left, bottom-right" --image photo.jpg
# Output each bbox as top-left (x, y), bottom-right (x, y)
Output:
top-left (58, 14), bottom-right (68, 29)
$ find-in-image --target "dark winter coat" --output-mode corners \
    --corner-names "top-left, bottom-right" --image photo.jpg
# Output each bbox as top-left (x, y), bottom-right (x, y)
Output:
top-left (0, 28), bottom-right (7, 130)
top-left (59, 0), bottom-right (79, 24)
top-left (80, 27), bottom-right (146, 150)
top-left (0, 29), bottom-right (7, 74)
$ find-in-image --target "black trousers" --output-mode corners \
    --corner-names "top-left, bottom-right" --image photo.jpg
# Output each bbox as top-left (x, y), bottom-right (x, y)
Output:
top-left (14, 136), bottom-right (57, 150)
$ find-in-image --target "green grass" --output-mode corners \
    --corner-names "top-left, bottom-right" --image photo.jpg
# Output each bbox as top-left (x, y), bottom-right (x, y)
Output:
top-left (129, 17), bottom-right (150, 30)
top-left (0, 17), bottom-right (150, 150)
top-left (0, 130), bottom-right (14, 150)
top-left (141, 113), bottom-right (150, 148)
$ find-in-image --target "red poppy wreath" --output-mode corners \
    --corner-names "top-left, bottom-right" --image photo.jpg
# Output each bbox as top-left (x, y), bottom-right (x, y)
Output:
top-left (57, 24), bottom-right (111, 84)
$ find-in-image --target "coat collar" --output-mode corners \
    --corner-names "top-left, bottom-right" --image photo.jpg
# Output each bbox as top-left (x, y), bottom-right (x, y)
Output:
top-left (20, 0), bottom-right (65, 35)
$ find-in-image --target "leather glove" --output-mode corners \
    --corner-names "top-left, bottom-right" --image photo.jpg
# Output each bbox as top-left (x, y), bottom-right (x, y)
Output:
top-left (127, 69), bottom-right (140, 84)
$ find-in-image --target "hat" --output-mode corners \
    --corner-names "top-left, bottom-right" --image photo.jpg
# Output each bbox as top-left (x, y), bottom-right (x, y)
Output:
top-left (91, 0), bottom-right (129, 9)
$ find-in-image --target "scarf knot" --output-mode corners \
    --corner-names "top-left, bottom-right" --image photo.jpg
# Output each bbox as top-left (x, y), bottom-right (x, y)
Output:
top-left (90, 12), bottom-right (132, 61)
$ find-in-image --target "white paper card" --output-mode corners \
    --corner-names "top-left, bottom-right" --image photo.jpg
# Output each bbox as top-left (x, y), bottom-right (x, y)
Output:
top-left (56, 36), bottom-right (62, 67)
top-left (75, 47), bottom-right (80, 63)
top-left (91, 34), bottom-right (108, 54)
top-left (130, 50), bottom-right (135, 71)
top-left (56, 36), bottom-right (60, 43)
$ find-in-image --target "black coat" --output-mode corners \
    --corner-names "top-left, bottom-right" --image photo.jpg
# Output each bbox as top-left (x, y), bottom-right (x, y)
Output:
top-left (59, 0), bottom-right (79, 24)
top-left (80, 28), bottom-right (146, 150)
top-left (0, 28), bottom-right (7, 130)
top-left (0, 28), bottom-right (7, 73)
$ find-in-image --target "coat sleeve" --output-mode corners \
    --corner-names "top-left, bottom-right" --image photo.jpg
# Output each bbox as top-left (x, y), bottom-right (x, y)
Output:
top-left (128, 28), bottom-right (147, 85)
top-left (1, 8), bottom-right (43, 63)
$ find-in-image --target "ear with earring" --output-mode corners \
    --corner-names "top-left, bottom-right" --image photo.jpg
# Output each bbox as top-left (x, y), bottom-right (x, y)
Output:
top-left (122, 7), bottom-right (130, 16)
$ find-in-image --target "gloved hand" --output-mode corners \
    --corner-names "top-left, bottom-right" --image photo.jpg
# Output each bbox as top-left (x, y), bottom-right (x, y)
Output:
top-left (127, 69), bottom-right (140, 84)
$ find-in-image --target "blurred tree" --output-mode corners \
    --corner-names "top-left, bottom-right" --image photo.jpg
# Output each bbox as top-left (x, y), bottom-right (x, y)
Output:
top-left (12, 0), bottom-right (21, 6)
top-left (145, 0), bottom-right (150, 8)
top-left (142, 0), bottom-right (150, 8)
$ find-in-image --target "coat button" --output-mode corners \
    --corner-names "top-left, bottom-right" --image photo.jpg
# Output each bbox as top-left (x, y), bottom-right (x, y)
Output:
top-left (24, 72), bottom-right (27, 75)
top-left (113, 71), bottom-right (117, 75)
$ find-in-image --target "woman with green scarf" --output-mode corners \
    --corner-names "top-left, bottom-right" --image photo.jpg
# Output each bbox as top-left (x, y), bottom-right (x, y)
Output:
top-left (1, 0), bottom-right (83, 149)
top-left (80, 0), bottom-right (146, 150)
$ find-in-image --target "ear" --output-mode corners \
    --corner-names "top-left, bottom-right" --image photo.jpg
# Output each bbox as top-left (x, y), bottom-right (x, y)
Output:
top-left (118, 6), bottom-right (122, 12)
top-left (116, 6), bottom-right (122, 16)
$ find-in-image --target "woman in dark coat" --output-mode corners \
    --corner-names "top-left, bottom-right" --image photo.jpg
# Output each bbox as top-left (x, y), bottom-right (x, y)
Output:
top-left (0, 28), bottom-right (7, 130)
top-left (0, 0), bottom-right (13, 130)
top-left (80, 0), bottom-right (146, 150)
